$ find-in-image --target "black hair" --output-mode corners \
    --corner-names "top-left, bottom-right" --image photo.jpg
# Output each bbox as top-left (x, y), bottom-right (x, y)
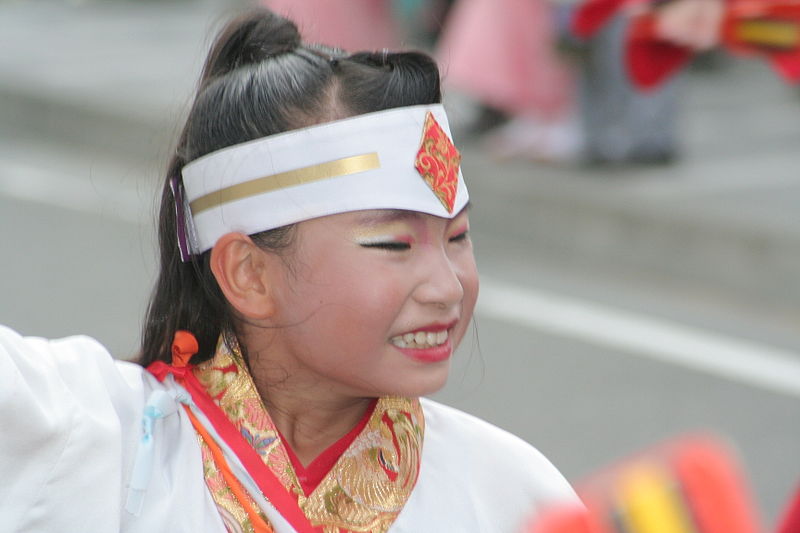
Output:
top-left (138, 8), bottom-right (442, 366)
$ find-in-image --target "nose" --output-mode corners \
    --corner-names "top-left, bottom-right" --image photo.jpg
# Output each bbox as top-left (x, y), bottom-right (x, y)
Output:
top-left (413, 247), bottom-right (464, 308)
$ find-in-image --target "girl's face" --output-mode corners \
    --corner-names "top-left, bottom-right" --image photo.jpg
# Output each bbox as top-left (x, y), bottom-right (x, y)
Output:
top-left (260, 208), bottom-right (478, 399)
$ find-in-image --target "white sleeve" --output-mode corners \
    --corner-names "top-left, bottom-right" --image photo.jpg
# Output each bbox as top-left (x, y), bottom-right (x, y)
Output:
top-left (0, 325), bottom-right (145, 532)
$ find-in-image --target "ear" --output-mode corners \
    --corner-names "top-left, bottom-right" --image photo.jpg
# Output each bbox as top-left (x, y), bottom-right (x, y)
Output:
top-left (210, 233), bottom-right (276, 320)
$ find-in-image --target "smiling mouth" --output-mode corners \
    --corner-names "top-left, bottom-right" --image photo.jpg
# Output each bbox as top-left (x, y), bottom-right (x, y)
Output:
top-left (389, 330), bottom-right (449, 349)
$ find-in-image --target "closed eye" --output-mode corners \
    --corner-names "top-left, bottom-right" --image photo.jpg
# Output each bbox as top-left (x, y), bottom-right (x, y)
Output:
top-left (360, 242), bottom-right (411, 251)
top-left (449, 230), bottom-right (469, 243)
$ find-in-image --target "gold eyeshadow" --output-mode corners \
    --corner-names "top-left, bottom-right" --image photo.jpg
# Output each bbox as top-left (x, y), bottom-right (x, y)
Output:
top-left (349, 221), bottom-right (414, 245)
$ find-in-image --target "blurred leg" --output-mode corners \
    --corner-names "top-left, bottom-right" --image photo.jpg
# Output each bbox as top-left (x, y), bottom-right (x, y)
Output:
top-left (580, 15), bottom-right (680, 164)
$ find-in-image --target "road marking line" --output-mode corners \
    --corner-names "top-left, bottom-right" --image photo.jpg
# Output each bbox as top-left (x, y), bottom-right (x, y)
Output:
top-left (478, 277), bottom-right (800, 398)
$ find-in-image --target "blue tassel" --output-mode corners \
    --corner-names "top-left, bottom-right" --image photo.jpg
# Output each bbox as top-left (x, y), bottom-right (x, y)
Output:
top-left (124, 389), bottom-right (181, 516)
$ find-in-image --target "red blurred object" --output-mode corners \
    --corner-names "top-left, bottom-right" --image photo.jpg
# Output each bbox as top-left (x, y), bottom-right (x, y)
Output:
top-left (626, 15), bottom-right (693, 89)
top-left (777, 486), bottom-right (800, 533)
top-left (672, 437), bottom-right (763, 533)
top-left (572, 0), bottom-right (629, 38)
top-left (628, 0), bottom-right (800, 88)
top-left (524, 505), bottom-right (604, 533)
top-left (572, 0), bottom-right (800, 89)
top-left (524, 434), bottom-right (763, 533)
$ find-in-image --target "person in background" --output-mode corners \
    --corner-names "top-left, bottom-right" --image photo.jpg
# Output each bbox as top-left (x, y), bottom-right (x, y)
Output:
top-left (577, 0), bottom-right (723, 164)
top-left (437, 0), bottom-right (582, 162)
top-left (262, 0), bottom-right (400, 50)
top-left (435, 0), bottom-right (723, 165)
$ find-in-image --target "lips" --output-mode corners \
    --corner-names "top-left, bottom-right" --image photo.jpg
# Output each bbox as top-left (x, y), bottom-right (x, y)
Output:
top-left (388, 321), bottom-right (458, 363)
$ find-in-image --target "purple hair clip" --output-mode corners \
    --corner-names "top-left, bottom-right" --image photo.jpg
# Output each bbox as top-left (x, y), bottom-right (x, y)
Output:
top-left (169, 175), bottom-right (193, 262)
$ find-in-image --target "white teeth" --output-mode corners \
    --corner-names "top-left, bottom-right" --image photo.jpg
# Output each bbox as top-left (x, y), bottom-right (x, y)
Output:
top-left (390, 329), bottom-right (449, 349)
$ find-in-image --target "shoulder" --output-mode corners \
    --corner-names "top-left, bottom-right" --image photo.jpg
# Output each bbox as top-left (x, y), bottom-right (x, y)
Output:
top-left (0, 324), bottom-right (145, 407)
top-left (421, 398), bottom-right (541, 453)
top-left (419, 398), bottom-right (576, 500)
top-left (394, 398), bottom-right (579, 532)
top-left (0, 323), bottom-right (111, 363)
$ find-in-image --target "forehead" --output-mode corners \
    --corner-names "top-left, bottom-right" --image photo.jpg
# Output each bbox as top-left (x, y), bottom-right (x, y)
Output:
top-left (294, 207), bottom-right (471, 243)
top-left (353, 209), bottom-right (425, 226)
top-left (351, 206), bottom-right (470, 226)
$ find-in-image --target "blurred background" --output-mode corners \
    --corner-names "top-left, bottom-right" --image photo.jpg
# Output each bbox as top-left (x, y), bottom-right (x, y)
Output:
top-left (0, 0), bottom-right (798, 528)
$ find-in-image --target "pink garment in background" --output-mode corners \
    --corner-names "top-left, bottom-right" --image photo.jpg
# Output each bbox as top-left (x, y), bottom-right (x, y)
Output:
top-left (263, 0), bottom-right (399, 51)
top-left (437, 0), bottom-right (574, 119)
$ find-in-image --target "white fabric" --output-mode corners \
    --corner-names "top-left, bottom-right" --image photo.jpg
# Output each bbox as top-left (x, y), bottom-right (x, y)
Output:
top-left (396, 399), bottom-right (581, 532)
top-left (0, 326), bottom-right (578, 532)
top-left (181, 104), bottom-right (469, 254)
top-left (0, 326), bottom-right (224, 533)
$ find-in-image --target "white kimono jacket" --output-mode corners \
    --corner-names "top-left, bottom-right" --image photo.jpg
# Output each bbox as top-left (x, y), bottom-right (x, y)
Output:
top-left (0, 326), bottom-right (579, 532)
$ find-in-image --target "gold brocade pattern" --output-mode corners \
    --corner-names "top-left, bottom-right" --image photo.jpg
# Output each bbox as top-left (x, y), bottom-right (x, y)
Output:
top-left (193, 338), bottom-right (425, 533)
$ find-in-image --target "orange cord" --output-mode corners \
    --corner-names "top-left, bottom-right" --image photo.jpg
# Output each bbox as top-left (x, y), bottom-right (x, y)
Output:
top-left (171, 330), bottom-right (199, 367)
top-left (184, 406), bottom-right (276, 533)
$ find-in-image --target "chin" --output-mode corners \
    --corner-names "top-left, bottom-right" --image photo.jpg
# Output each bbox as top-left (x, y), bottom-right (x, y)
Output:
top-left (388, 365), bottom-right (450, 398)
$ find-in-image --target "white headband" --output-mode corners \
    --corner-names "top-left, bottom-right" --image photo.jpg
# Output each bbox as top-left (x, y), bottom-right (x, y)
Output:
top-left (175, 104), bottom-right (468, 260)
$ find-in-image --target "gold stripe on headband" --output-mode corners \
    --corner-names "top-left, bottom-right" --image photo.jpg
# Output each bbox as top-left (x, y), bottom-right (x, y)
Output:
top-left (190, 152), bottom-right (381, 215)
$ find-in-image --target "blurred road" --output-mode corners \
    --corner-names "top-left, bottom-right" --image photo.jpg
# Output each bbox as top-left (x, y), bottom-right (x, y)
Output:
top-left (1, 0), bottom-right (798, 527)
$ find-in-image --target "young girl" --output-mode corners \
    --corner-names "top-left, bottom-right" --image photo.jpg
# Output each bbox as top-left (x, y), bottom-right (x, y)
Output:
top-left (0, 9), bottom-right (579, 532)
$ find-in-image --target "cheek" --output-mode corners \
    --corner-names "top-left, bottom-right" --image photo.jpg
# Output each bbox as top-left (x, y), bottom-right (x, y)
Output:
top-left (457, 246), bottom-right (479, 304)
top-left (461, 257), bottom-right (479, 308)
top-left (310, 263), bottom-right (407, 337)
top-left (453, 253), bottom-right (480, 345)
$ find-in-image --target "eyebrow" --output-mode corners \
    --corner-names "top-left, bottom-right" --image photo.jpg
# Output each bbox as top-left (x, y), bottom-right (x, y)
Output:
top-left (355, 210), bottom-right (422, 226)
top-left (355, 202), bottom-right (472, 226)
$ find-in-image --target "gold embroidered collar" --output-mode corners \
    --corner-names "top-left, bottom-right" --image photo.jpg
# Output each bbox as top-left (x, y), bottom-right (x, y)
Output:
top-left (193, 337), bottom-right (425, 533)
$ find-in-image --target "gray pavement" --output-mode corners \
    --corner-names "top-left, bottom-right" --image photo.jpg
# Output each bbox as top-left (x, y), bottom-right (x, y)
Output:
top-left (1, 0), bottom-right (799, 527)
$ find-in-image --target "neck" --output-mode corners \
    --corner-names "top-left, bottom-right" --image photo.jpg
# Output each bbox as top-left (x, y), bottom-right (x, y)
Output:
top-left (264, 388), bottom-right (372, 467)
top-left (245, 354), bottom-right (373, 466)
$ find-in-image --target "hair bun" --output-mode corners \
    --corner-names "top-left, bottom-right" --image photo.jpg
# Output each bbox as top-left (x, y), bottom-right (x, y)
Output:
top-left (200, 9), bottom-right (301, 82)
top-left (338, 50), bottom-right (441, 113)
top-left (348, 50), bottom-right (435, 70)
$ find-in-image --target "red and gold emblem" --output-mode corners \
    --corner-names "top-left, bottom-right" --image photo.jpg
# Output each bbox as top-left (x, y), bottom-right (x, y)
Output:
top-left (414, 112), bottom-right (461, 213)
